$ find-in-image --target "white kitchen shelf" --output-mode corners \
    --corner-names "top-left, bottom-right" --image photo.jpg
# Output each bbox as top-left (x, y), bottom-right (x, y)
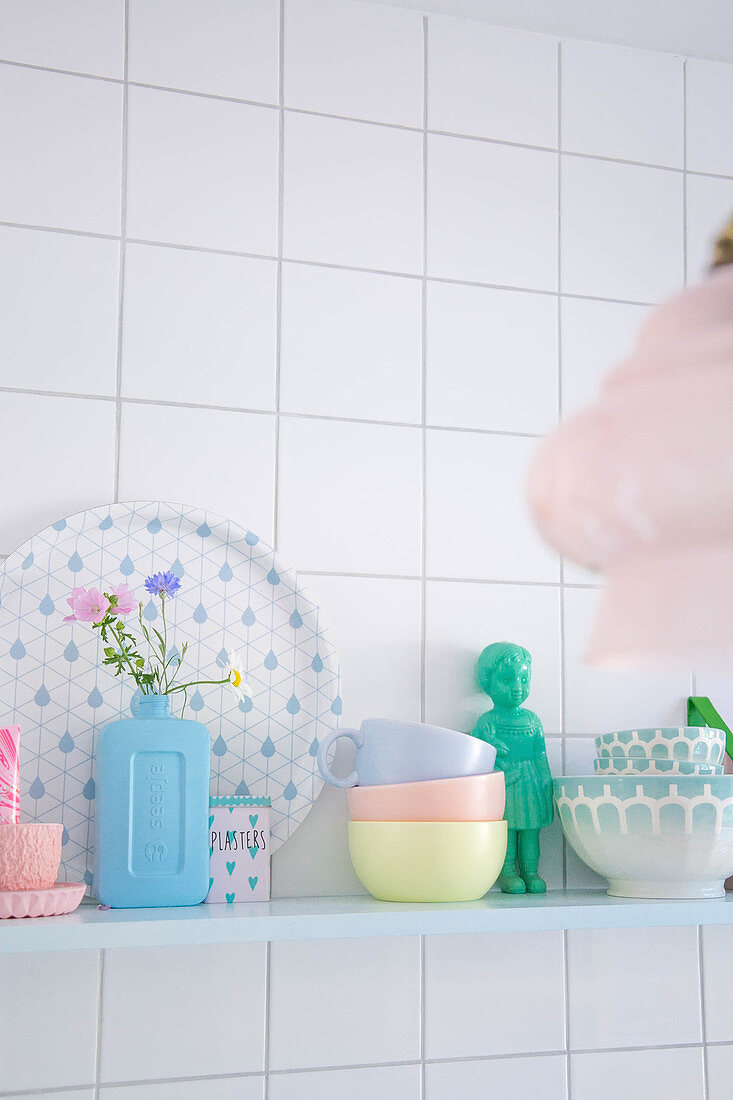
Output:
top-left (3, 890), bottom-right (733, 953)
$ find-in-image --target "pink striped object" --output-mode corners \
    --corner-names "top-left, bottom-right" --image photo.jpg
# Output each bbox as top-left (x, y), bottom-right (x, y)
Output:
top-left (0, 726), bottom-right (20, 825)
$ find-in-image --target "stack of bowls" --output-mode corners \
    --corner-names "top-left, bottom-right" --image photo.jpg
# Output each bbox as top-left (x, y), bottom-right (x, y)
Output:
top-left (318, 719), bottom-right (507, 902)
top-left (554, 726), bottom-right (733, 899)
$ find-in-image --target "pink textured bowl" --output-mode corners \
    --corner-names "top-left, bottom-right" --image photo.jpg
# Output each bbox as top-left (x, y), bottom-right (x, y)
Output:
top-left (348, 771), bottom-right (505, 822)
top-left (0, 823), bottom-right (63, 891)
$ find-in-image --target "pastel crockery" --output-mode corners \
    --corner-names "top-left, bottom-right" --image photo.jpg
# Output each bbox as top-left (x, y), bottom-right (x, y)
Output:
top-left (594, 756), bottom-right (723, 776)
top-left (595, 726), bottom-right (725, 763)
top-left (347, 771), bottom-right (505, 822)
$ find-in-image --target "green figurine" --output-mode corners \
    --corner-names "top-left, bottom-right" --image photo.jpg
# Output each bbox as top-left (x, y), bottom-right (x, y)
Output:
top-left (471, 641), bottom-right (553, 894)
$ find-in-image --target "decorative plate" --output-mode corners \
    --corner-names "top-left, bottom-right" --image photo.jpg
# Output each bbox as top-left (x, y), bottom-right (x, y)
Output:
top-left (0, 502), bottom-right (340, 891)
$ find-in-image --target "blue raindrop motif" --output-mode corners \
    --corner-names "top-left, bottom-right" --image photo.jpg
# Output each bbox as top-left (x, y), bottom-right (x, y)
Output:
top-left (190, 689), bottom-right (204, 712)
top-left (241, 607), bottom-right (256, 627)
top-left (35, 685), bottom-right (50, 707)
top-left (21, 551), bottom-right (34, 570)
top-left (29, 776), bottom-right (45, 800)
top-left (309, 737), bottom-right (319, 758)
top-left (192, 603), bottom-right (207, 624)
top-left (266, 567), bottom-right (280, 586)
top-left (83, 777), bottom-right (96, 800)
top-left (9, 638), bottom-right (26, 660)
top-left (84, 869), bottom-right (94, 886)
top-left (263, 650), bottom-right (278, 671)
top-left (261, 736), bottom-right (275, 758)
top-left (52, 519), bottom-right (67, 532)
top-left (143, 598), bottom-right (158, 621)
top-left (170, 557), bottom-right (185, 578)
top-left (235, 780), bottom-right (251, 797)
top-left (63, 640), bottom-right (79, 663)
top-left (289, 609), bottom-right (303, 629)
top-left (212, 734), bottom-right (227, 757)
top-left (67, 551), bottom-right (83, 573)
top-left (286, 694), bottom-right (300, 715)
top-left (216, 647), bottom-right (229, 668)
top-left (311, 653), bottom-right (324, 674)
top-left (61, 826), bottom-right (69, 845)
top-left (146, 517), bottom-right (162, 534)
top-left (197, 521), bottom-right (211, 539)
top-left (39, 594), bottom-right (55, 616)
top-left (119, 554), bottom-right (135, 576)
top-left (59, 731), bottom-right (74, 753)
top-left (98, 514), bottom-right (113, 531)
top-left (239, 696), bottom-right (253, 714)
top-left (219, 561), bottom-right (233, 583)
top-left (245, 531), bottom-right (259, 546)
top-left (331, 695), bottom-right (343, 716)
top-left (87, 686), bottom-right (103, 709)
top-left (283, 780), bottom-right (298, 801)
top-left (168, 644), bottom-right (180, 661)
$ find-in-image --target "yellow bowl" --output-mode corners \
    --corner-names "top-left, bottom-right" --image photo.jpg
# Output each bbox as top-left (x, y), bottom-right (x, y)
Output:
top-left (348, 820), bottom-right (508, 902)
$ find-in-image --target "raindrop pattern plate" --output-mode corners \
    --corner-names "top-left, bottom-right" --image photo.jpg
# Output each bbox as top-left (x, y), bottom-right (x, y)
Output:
top-left (0, 502), bottom-right (340, 891)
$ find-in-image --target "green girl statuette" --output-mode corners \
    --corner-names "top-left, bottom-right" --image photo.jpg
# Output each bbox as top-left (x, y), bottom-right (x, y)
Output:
top-left (471, 642), bottom-right (553, 894)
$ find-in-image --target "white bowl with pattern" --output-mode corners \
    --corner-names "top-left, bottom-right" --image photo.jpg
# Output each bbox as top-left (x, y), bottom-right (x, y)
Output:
top-left (595, 727), bottom-right (726, 764)
top-left (554, 775), bottom-right (733, 898)
top-left (594, 756), bottom-right (723, 776)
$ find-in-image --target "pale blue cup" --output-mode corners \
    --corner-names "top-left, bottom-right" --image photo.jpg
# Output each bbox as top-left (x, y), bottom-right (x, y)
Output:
top-left (317, 718), bottom-right (496, 789)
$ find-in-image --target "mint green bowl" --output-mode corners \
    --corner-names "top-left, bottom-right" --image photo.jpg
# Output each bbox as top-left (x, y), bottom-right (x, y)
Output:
top-left (595, 727), bottom-right (726, 764)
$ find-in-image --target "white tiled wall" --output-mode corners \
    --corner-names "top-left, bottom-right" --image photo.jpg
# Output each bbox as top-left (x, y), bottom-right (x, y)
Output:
top-left (2, 1), bottom-right (733, 1097)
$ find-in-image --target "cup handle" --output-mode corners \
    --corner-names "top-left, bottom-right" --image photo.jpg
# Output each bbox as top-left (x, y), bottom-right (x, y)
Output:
top-left (317, 727), bottom-right (364, 788)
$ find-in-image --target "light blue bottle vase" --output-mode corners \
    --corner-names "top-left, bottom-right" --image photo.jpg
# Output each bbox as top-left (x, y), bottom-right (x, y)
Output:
top-left (94, 694), bottom-right (210, 908)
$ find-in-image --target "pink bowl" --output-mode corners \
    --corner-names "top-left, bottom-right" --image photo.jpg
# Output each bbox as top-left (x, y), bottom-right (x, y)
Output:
top-left (347, 771), bottom-right (505, 822)
top-left (0, 823), bottom-right (63, 891)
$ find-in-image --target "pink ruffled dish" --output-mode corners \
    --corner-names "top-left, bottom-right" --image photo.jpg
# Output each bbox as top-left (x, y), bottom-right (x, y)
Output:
top-left (0, 881), bottom-right (85, 919)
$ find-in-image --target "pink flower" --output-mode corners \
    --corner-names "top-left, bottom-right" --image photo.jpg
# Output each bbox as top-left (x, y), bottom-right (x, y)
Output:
top-left (65, 587), bottom-right (110, 623)
top-left (110, 583), bottom-right (137, 616)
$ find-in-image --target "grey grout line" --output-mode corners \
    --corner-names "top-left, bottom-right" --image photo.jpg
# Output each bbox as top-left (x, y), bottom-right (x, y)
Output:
top-left (0, 56), bottom-right (124, 83)
top-left (0, 219), bottom-right (121, 241)
top-left (557, 40), bottom-right (570, 896)
top-left (93, 949), bottom-right (106, 1099)
top-left (563, 931), bottom-right (573, 1097)
top-left (419, 14), bottom-right (429, 728)
top-left (698, 926), bottom-right (710, 1100)
top-left (683, 58), bottom-right (689, 288)
top-left (272, 0), bottom-right (285, 556)
top-left (263, 939), bottom-right (273, 1099)
top-left (112, 0), bottom-right (130, 505)
top-left (128, 78), bottom-right (278, 111)
top-left (420, 934), bottom-right (427, 1098)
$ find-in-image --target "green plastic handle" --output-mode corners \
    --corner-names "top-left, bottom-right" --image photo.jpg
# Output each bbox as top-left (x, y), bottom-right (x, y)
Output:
top-left (687, 696), bottom-right (733, 762)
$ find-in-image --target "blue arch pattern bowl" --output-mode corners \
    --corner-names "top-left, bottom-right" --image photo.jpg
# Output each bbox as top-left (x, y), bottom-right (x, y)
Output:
top-left (594, 757), bottom-right (724, 776)
top-left (595, 727), bottom-right (726, 764)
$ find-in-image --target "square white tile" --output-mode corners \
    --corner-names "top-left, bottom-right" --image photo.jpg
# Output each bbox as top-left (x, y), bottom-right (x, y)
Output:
top-left (122, 243), bottom-right (277, 410)
top-left (0, 950), bottom-right (99, 1092)
top-left (426, 281), bottom-right (558, 433)
top-left (561, 156), bottom-right (684, 303)
top-left (0, 392), bottom-right (116, 553)
top-left (428, 134), bottom-right (558, 290)
top-left (561, 40), bottom-right (683, 167)
top-left (428, 18), bottom-right (557, 147)
top-left (280, 263), bottom-right (422, 423)
top-left (0, 0), bottom-right (124, 77)
top-left (424, 931), bottom-right (565, 1058)
top-left (304, 575), bottom-right (422, 727)
top-left (4, 1093), bottom-right (93, 1100)
top-left (707, 1043), bottom-right (733, 1100)
top-left (686, 173), bottom-right (733, 284)
top-left (424, 581), bottom-right (562, 734)
top-left (268, 937), bottom-right (421, 1069)
top-left (118, 402), bottom-right (276, 541)
top-left (425, 431), bottom-right (560, 582)
top-left (563, 587), bottom-right (692, 734)
top-left (425, 1054), bottom-right (567, 1100)
top-left (686, 59), bottom-right (733, 177)
top-left (277, 417), bottom-right (422, 575)
top-left (571, 1048), bottom-right (704, 1100)
top-left (126, 87), bottom-right (278, 253)
top-left (270, 1065), bottom-right (421, 1100)
top-left (0, 226), bottom-right (119, 396)
top-left (567, 925), bottom-right (702, 1049)
top-left (100, 943), bottom-right (267, 1081)
top-left (101, 1079), bottom-right (264, 1100)
top-left (560, 296), bottom-right (650, 419)
top-left (128, 0), bottom-right (279, 103)
top-left (702, 925), bottom-right (733, 1042)
top-left (283, 112), bottom-right (423, 274)
top-left (284, 0), bottom-right (423, 127)
top-left (0, 66), bottom-right (122, 234)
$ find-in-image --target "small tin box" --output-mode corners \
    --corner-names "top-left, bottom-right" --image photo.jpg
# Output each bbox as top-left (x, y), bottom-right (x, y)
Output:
top-left (206, 795), bottom-right (271, 903)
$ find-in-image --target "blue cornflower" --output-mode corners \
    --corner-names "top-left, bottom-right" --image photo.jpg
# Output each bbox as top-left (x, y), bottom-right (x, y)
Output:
top-left (144, 570), bottom-right (182, 598)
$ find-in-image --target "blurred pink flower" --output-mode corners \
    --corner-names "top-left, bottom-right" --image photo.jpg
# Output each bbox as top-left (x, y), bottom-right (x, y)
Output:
top-left (65, 587), bottom-right (110, 623)
top-left (111, 583), bottom-right (137, 616)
